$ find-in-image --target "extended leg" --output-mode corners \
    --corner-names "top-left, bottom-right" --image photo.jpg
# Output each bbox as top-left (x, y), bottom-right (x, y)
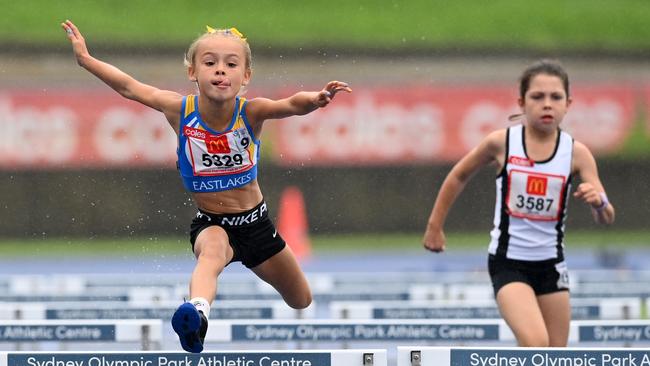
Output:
top-left (172, 226), bottom-right (233, 353)
top-left (538, 291), bottom-right (571, 346)
top-left (251, 245), bottom-right (312, 309)
top-left (496, 282), bottom-right (550, 347)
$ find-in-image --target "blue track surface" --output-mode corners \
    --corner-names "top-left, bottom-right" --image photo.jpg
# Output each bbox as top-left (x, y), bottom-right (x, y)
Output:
top-left (0, 248), bottom-right (646, 275)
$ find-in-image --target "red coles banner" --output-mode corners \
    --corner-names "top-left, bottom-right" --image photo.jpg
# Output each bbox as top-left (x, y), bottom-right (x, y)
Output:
top-left (0, 90), bottom-right (177, 169)
top-left (0, 85), bottom-right (639, 169)
top-left (273, 85), bottom-right (637, 166)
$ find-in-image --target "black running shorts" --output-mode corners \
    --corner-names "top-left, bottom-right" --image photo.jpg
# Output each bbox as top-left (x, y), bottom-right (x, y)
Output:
top-left (488, 254), bottom-right (570, 296)
top-left (189, 201), bottom-right (286, 268)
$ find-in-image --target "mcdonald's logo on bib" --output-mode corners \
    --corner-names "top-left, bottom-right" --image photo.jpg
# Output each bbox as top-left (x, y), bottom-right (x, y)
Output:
top-left (207, 135), bottom-right (231, 154)
top-left (526, 176), bottom-right (548, 196)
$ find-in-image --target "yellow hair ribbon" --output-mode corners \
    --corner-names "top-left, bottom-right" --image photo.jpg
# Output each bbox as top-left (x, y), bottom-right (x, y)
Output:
top-left (228, 27), bottom-right (245, 39)
top-left (205, 25), bottom-right (246, 41)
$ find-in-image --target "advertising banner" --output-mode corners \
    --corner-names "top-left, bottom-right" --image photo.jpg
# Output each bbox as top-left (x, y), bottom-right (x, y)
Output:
top-left (0, 86), bottom-right (637, 169)
top-left (274, 86), bottom-right (636, 165)
top-left (0, 91), bottom-right (177, 169)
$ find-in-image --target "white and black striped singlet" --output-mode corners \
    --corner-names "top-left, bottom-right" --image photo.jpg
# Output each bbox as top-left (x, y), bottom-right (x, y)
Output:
top-left (488, 124), bottom-right (574, 261)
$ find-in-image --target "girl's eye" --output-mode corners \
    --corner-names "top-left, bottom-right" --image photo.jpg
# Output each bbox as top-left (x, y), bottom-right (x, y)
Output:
top-left (204, 61), bottom-right (215, 66)
top-left (551, 94), bottom-right (565, 100)
top-left (228, 62), bottom-right (237, 67)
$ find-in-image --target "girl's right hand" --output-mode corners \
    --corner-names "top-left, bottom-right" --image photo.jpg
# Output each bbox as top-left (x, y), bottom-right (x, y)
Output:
top-left (423, 227), bottom-right (446, 253)
top-left (61, 20), bottom-right (90, 64)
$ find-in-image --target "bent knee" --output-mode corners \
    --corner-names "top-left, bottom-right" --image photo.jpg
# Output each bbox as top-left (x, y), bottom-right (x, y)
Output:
top-left (198, 250), bottom-right (229, 266)
top-left (195, 251), bottom-right (231, 277)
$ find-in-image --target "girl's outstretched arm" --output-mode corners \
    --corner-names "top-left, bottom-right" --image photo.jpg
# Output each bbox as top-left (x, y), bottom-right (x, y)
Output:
top-left (246, 81), bottom-right (352, 124)
top-left (423, 130), bottom-right (505, 253)
top-left (572, 141), bottom-right (615, 225)
top-left (61, 20), bottom-right (182, 126)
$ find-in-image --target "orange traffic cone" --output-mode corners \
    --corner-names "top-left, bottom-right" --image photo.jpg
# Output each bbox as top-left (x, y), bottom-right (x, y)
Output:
top-left (277, 186), bottom-right (312, 261)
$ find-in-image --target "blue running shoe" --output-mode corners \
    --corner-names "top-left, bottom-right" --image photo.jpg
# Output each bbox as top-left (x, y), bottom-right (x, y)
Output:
top-left (171, 302), bottom-right (208, 353)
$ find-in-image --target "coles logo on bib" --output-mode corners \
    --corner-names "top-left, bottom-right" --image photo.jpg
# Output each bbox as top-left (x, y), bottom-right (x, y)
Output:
top-left (184, 126), bottom-right (206, 139)
top-left (509, 156), bottom-right (534, 167)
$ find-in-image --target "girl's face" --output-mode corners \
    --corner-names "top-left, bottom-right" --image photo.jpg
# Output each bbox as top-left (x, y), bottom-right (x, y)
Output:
top-left (519, 73), bottom-right (571, 133)
top-left (188, 36), bottom-right (251, 102)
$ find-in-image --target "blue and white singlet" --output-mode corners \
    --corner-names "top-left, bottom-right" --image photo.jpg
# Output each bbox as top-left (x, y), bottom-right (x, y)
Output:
top-left (177, 95), bottom-right (260, 193)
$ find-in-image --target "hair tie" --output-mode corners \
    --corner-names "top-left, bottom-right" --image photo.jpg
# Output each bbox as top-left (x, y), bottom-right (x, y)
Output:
top-left (205, 26), bottom-right (246, 41)
top-left (508, 113), bottom-right (524, 122)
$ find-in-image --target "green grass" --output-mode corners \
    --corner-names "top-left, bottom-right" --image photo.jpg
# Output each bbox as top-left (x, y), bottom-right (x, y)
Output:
top-left (312, 230), bottom-right (650, 252)
top-left (2, 229), bottom-right (648, 258)
top-left (0, 236), bottom-right (190, 258)
top-left (615, 114), bottom-right (650, 158)
top-left (6, 0), bottom-right (650, 53)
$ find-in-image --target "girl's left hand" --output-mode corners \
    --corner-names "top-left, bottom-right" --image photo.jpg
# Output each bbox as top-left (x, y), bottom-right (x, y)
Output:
top-left (315, 81), bottom-right (352, 107)
top-left (573, 182), bottom-right (603, 208)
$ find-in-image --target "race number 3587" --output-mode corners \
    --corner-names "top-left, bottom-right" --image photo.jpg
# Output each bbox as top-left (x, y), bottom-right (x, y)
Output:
top-left (507, 170), bottom-right (565, 221)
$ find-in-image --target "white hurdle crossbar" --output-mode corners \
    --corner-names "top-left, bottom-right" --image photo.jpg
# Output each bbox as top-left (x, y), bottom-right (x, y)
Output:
top-left (410, 282), bottom-right (650, 301)
top-left (397, 346), bottom-right (650, 366)
top-left (0, 300), bottom-right (314, 320)
top-left (0, 350), bottom-right (387, 366)
top-left (205, 319), bottom-right (650, 345)
top-left (4, 270), bottom-right (650, 295)
top-left (0, 319), bottom-right (162, 350)
top-left (573, 320), bottom-right (650, 343)
top-left (329, 297), bottom-right (642, 320)
top-left (204, 319), bottom-right (512, 343)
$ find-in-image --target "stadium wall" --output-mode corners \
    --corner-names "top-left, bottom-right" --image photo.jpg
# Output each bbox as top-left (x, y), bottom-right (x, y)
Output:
top-left (0, 159), bottom-right (644, 238)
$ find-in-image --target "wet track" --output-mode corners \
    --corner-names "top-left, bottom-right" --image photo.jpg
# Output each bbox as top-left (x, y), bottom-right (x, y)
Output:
top-left (1, 247), bottom-right (646, 275)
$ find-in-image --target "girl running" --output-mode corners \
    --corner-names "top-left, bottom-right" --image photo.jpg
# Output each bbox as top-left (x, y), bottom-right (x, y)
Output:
top-left (423, 59), bottom-right (614, 347)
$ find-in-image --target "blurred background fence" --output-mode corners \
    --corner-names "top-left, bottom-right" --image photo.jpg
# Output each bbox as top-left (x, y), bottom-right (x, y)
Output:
top-left (2, 0), bottom-right (650, 240)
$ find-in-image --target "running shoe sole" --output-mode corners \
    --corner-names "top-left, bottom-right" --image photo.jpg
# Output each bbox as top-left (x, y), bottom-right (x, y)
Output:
top-left (171, 302), bottom-right (203, 353)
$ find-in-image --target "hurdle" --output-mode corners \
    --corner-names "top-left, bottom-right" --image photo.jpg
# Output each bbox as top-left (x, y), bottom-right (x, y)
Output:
top-left (0, 285), bottom-right (190, 304)
top-left (216, 289), bottom-right (411, 302)
top-left (329, 297), bottom-right (642, 320)
top-left (572, 269), bottom-right (650, 284)
top-left (202, 319), bottom-right (650, 346)
top-left (203, 319), bottom-right (513, 344)
top-left (30, 277), bottom-right (412, 303)
top-left (0, 319), bottom-right (162, 350)
top-left (573, 320), bottom-right (650, 344)
top-left (408, 284), bottom-right (492, 301)
top-left (397, 346), bottom-right (650, 366)
top-left (7, 272), bottom-right (650, 304)
top-left (410, 282), bottom-right (650, 301)
top-left (572, 282), bottom-right (650, 299)
top-left (0, 300), bottom-right (315, 320)
top-left (0, 350), bottom-right (387, 366)
top-left (5, 269), bottom-right (650, 295)
top-left (0, 294), bottom-right (131, 302)
top-left (1, 273), bottom-right (479, 302)
top-left (0, 287), bottom-right (177, 304)
top-left (0, 272), bottom-right (484, 292)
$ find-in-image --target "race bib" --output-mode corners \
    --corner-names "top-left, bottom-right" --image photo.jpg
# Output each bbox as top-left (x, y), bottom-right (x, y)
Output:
top-left (506, 169), bottom-right (566, 221)
top-left (184, 126), bottom-right (254, 176)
